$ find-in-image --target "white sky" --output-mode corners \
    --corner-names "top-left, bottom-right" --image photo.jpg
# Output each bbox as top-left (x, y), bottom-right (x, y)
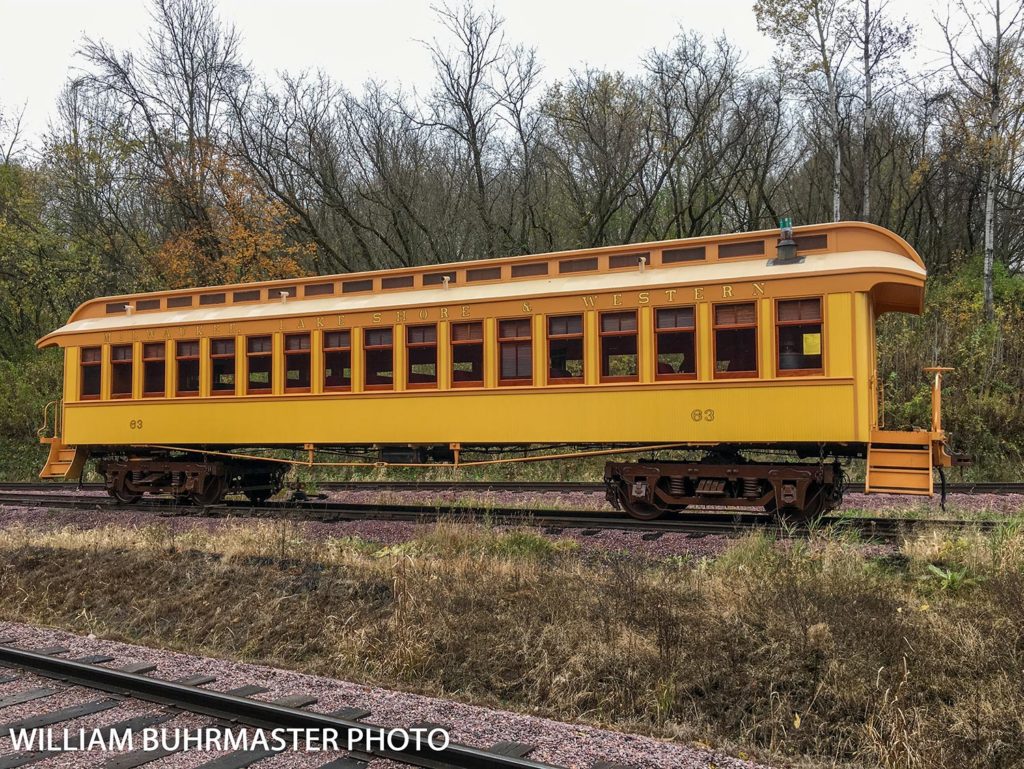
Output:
top-left (0, 0), bottom-right (956, 141)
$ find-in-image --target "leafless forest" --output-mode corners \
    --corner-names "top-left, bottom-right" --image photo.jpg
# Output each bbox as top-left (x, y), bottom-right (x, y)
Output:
top-left (0, 0), bottom-right (1022, 474)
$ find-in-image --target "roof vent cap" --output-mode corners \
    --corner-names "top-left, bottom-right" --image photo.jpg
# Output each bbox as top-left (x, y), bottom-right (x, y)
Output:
top-left (770, 217), bottom-right (803, 266)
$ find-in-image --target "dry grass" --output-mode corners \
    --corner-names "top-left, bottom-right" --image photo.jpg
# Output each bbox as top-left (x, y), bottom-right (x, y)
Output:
top-left (1, 519), bottom-right (1023, 768)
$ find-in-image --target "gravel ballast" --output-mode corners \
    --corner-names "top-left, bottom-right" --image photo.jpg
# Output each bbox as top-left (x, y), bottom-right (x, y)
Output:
top-left (0, 621), bottom-right (769, 769)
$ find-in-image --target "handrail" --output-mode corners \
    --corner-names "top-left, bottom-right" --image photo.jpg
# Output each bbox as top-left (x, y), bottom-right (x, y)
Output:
top-left (37, 399), bottom-right (62, 440)
top-left (924, 366), bottom-right (954, 435)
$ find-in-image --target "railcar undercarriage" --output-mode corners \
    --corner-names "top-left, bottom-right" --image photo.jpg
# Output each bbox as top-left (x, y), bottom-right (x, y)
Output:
top-left (98, 456), bottom-right (287, 506)
top-left (604, 456), bottom-right (844, 522)
top-left (96, 444), bottom-right (847, 522)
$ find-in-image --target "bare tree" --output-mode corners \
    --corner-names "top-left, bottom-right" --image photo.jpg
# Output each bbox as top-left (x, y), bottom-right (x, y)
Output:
top-left (0, 103), bottom-right (27, 165)
top-left (756, 0), bottom-right (855, 222)
top-left (420, 2), bottom-right (507, 257)
top-left (856, 0), bottom-right (913, 221)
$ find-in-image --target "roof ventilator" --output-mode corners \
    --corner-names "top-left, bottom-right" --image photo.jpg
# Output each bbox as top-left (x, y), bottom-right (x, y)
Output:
top-left (124, 304), bottom-right (134, 316)
top-left (279, 291), bottom-right (289, 303)
top-left (638, 255), bottom-right (647, 273)
top-left (442, 275), bottom-right (451, 290)
top-left (769, 217), bottom-right (804, 266)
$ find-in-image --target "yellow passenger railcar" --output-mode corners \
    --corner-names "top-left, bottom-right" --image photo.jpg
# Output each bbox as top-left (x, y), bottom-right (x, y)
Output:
top-left (36, 221), bottom-right (953, 518)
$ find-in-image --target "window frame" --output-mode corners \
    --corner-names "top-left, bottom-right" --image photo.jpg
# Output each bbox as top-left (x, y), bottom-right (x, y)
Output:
top-left (284, 333), bottom-right (312, 394)
top-left (175, 340), bottom-right (201, 397)
top-left (142, 342), bottom-right (166, 398)
top-left (774, 296), bottom-right (825, 377)
top-left (547, 314), bottom-right (585, 385)
top-left (406, 324), bottom-right (438, 390)
top-left (712, 301), bottom-right (759, 380)
top-left (497, 317), bottom-right (533, 386)
top-left (363, 327), bottom-right (395, 391)
top-left (323, 330), bottom-right (352, 392)
top-left (80, 346), bottom-right (102, 400)
top-left (109, 344), bottom-right (134, 399)
top-left (209, 337), bottom-right (236, 396)
top-left (451, 321), bottom-right (484, 388)
top-left (246, 336), bottom-right (274, 395)
top-left (654, 306), bottom-right (698, 381)
top-left (599, 310), bottom-right (639, 383)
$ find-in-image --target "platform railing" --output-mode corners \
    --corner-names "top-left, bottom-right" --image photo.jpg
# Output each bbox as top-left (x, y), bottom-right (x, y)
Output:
top-left (37, 398), bottom-right (62, 441)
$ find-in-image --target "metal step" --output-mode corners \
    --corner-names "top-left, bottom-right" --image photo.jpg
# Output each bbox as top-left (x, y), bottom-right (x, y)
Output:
top-left (866, 431), bottom-right (933, 495)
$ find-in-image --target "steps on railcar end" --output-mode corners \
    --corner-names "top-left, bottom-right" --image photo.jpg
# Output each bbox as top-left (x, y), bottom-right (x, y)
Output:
top-left (865, 430), bottom-right (934, 495)
top-left (39, 439), bottom-right (86, 481)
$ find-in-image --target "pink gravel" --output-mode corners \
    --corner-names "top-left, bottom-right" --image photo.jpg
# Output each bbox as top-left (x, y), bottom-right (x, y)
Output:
top-left (0, 621), bottom-right (770, 769)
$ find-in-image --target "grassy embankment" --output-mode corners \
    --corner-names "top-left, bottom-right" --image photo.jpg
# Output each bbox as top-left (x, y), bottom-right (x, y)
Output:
top-left (0, 519), bottom-right (1022, 769)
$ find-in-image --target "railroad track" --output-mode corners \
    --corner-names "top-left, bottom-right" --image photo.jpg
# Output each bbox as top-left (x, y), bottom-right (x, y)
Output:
top-left (0, 642), bottom-right (612, 769)
top-left (0, 490), bottom-right (1004, 540)
top-left (2, 480), bottom-right (1023, 494)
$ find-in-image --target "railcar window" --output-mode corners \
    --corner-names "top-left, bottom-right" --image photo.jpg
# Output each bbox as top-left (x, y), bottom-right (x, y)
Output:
top-left (143, 343), bottom-right (166, 397)
top-left (599, 311), bottom-right (638, 382)
top-left (498, 319), bottom-right (532, 385)
top-left (110, 345), bottom-right (133, 398)
top-left (210, 339), bottom-right (235, 395)
top-left (407, 325), bottom-right (437, 388)
top-left (656, 307), bottom-right (696, 379)
top-left (80, 347), bottom-right (101, 400)
top-left (451, 322), bottom-right (484, 387)
top-left (714, 303), bottom-right (758, 377)
top-left (176, 341), bottom-right (200, 396)
top-left (548, 315), bottom-right (584, 383)
top-left (364, 328), bottom-right (394, 390)
top-left (246, 336), bottom-right (273, 394)
top-left (285, 334), bottom-right (311, 392)
top-left (777, 298), bottom-right (823, 374)
top-left (324, 331), bottom-right (352, 391)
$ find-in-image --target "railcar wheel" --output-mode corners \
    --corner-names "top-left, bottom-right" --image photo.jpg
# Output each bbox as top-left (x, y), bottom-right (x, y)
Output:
top-left (617, 491), bottom-right (667, 521)
top-left (107, 487), bottom-right (141, 504)
top-left (774, 483), bottom-right (828, 526)
top-left (191, 475), bottom-right (226, 506)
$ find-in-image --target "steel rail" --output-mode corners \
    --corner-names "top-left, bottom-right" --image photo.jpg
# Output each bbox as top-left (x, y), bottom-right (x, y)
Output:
top-left (0, 491), bottom-right (1005, 540)
top-left (0, 645), bottom-right (584, 769)
top-left (2, 480), bottom-right (1024, 494)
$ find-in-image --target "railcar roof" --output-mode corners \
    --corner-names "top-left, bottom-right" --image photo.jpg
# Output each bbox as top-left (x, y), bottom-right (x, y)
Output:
top-left (39, 242), bottom-right (925, 346)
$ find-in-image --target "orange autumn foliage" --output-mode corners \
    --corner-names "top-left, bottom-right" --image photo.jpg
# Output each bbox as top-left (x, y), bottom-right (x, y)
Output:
top-left (153, 154), bottom-right (314, 289)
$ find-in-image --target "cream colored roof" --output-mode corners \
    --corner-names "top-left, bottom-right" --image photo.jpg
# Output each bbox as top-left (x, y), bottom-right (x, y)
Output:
top-left (40, 250), bottom-right (924, 344)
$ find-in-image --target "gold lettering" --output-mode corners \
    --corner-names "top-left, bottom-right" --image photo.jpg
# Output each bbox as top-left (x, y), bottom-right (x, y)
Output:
top-left (693, 287), bottom-right (704, 301)
top-left (638, 291), bottom-right (650, 304)
top-left (337, 315), bottom-right (345, 326)
top-left (418, 308), bottom-right (429, 320)
top-left (372, 313), bottom-right (382, 324)
top-left (582, 295), bottom-right (597, 308)
top-left (316, 316), bottom-right (325, 328)
top-left (665, 289), bottom-right (677, 302)
top-left (463, 305), bottom-right (472, 317)
top-left (440, 307), bottom-right (449, 319)
top-left (520, 303), bottom-right (530, 314)
top-left (297, 318), bottom-right (307, 329)
top-left (753, 282), bottom-right (766, 296)
top-left (103, 333), bottom-right (111, 343)
top-left (612, 294), bottom-right (622, 306)
top-left (722, 285), bottom-right (733, 298)
top-left (396, 310), bottom-right (407, 323)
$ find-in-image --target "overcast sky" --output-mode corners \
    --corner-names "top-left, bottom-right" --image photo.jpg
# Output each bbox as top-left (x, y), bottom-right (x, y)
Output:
top-left (0, 0), bottom-right (955, 141)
